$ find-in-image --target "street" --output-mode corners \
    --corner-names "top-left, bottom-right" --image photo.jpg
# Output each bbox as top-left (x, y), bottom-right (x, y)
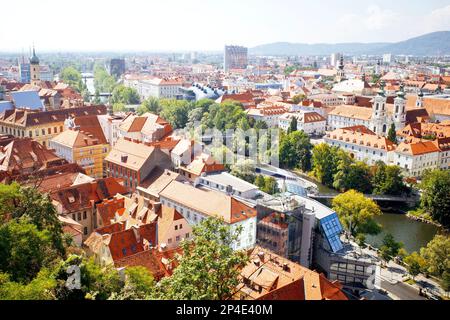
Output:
top-left (380, 280), bottom-right (427, 300)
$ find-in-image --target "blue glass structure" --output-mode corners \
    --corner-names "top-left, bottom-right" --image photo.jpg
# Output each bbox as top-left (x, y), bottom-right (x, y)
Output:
top-left (284, 182), bottom-right (307, 196)
top-left (320, 213), bottom-right (343, 253)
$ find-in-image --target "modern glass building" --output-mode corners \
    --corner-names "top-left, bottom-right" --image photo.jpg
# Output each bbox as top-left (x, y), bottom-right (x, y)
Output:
top-left (224, 45), bottom-right (248, 71)
top-left (19, 63), bottom-right (31, 83)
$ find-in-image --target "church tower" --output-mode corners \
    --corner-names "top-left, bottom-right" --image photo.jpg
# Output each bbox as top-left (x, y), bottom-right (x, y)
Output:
top-left (29, 46), bottom-right (40, 86)
top-left (371, 80), bottom-right (388, 135)
top-left (393, 83), bottom-right (406, 130)
top-left (335, 55), bottom-right (345, 82)
top-left (416, 89), bottom-right (424, 108)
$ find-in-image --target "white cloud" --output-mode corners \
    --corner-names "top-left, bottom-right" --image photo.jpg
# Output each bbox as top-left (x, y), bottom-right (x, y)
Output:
top-left (364, 5), bottom-right (397, 30)
top-left (423, 5), bottom-right (450, 32)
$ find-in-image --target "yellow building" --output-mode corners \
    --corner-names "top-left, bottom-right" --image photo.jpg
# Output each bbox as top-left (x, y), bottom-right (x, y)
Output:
top-left (0, 105), bottom-right (107, 148)
top-left (49, 128), bottom-right (110, 178)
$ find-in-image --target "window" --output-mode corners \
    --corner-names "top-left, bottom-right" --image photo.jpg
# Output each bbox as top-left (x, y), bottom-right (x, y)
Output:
top-left (176, 236), bottom-right (180, 242)
top-left (175, 225), bottom-right (178, 230)
top-left (122, 248), bottom-right (127, 256)
top-left (83, 211), bottom-right (87, 219)
top-left (84, 227), bottom-right (88, 235)
top-left (185, 233), bottom-right (190, 238)
top-left (168, 238), bottom-right (172, 244)
top-left (179, 224), bottom-right (183, 229)
top-left (77, 212), bottom-right (82, 221)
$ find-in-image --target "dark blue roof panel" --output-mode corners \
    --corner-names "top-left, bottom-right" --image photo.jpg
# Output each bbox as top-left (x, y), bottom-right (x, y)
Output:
top-left (11, 91), bottom-right (43, 109)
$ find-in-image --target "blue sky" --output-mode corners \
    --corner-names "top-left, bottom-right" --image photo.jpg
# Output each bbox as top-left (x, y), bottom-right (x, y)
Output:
top-left (1, 0), bottom-right (450, 52)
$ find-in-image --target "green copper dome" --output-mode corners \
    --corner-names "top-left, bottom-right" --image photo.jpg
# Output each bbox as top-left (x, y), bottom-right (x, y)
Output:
top-left (30, 47), bottom-right (39, 65)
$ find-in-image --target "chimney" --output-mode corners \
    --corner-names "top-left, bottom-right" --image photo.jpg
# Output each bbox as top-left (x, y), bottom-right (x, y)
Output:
top-left (121, 154), bottom-right (128, 163)
top-left (282, 263), bottom-right (290, 272)
top-left (257, 251), bottom-right (265, 262)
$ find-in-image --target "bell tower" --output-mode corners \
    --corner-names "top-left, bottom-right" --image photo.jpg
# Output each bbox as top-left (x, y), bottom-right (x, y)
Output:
top-left (29, 46), bottom-right (40, 86)
top-left (416, 89), bottom-right (424, 108)
top-left (335, 55), bottom-right (346, 82)
top-left (371, 80), bottom-right (388, 135)
top-left (393, 83), bottom-right (406, 130)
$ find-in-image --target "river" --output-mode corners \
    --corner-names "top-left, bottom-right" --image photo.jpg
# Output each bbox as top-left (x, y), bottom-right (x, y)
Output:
top-left (366, 212), bottom-right (439, 253)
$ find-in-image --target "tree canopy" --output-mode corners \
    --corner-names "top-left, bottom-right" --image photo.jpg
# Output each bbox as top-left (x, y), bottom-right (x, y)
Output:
top-left (152, 217), bottom-right (248, 300)
top-left (93, 65), bottom-right (116, 93)
top-left (111, 85), bottom-right (140, 106)
top-left (279, 130), bottom-right (312, 172)
top-left (332, 190), bottom-right (382, 237)
top-left (419, 169), bottom-right (450, 228)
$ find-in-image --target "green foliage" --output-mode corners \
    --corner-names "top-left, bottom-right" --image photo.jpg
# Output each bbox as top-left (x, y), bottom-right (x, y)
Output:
top-left (0, 217), bottom-right (59, 283)
top-left (159, 99), bottom-right (194, 129)
top-left (379, 233), bottom-right (404, 263)
top-left (419, 169), bottom-right (450, 227)
top-left (288, 117), bottom-right (297, 134)
top-left (333, 154), bottom-right (372, 193)
top-left (113, 102), bottom-right (126, 112)
top-left (284, 65), bottom-right (299, 75)
top-left (419, 234), bottom-right (449, 279)
top-left (152, 217), bottom-right (249, 300)
top-left (332, 190), bottom-right (382, 236)
top-left (279, 130), bottom-right (312, 171)
top-left (0, 184), bottom-right (65, 254)
top-left (60, 66), bottom-right (87, 95)
top-left (0, 269), bottom-right (56, 300)
top-left (291, 94), bottom-right (306, 104)
top-left (93, 65), bottom-right (116, 93)
top-left (230, 159), bottom-right (256, 184)
top-left (201, 100), bottom-right (248, 131)
top-left (311, 145), bottom-right (410, 195)
top-left (111, 85), bottom-right (140, 105)
top-left (254, 120), bottom-right (268, 130)
top-left (138, 97), bottom-right (161, 115)
top-left (355, 233), bottom-right (367, 247)
top-left (311, 143), bottom-right (340, 187)
top-left (254, 175), bottom-right (279, 195)
top-left (371, 162), bottom-right (409, 196)
top-left (404, 252), bottom-right (426, 279)
top-left (387, 123), bottom-right (397, 144)
top-left (123, 266), bottom-right (155, 298)
top-left (442, 271), bottom-right (450, 293)
top-left (52, 255), bottom-right (123, 300)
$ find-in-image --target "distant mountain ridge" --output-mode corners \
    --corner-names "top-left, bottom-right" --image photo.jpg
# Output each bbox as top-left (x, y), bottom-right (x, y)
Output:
top-left (250, 31), bottom-right (450, 56)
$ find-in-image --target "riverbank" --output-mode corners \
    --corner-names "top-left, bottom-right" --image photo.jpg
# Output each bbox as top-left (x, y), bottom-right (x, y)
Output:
top-left (406, 212), bottom-right (443, 228)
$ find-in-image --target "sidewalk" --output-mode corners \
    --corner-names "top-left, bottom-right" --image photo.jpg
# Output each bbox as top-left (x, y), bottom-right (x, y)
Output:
top-left (362, 245), bottom-right (446, 298)
top-left (377, 257), bottom-right (445, 298)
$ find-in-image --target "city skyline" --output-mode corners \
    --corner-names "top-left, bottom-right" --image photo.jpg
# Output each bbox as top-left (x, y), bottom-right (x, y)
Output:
top-left (1, 0), bottom-right (450, 52)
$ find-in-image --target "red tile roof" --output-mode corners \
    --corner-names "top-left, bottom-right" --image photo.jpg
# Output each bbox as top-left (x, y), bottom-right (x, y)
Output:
top-left (97, 198), bottom-right (126, 226)
top-left (50, 177), bottom-right (127, 213)
top-left (73, 115), bottom-right (108, 144)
